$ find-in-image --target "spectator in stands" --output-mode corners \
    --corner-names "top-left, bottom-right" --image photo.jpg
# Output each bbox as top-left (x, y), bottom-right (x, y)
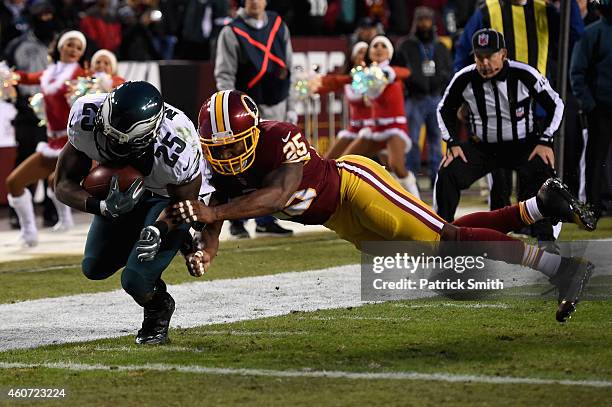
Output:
top-left (3, 0), bottom-right (59, 230)
top-left (396, 6), bottom-right (452, 189)
top-left (0, 0), bottom-right (28, 51)
top-left (349, 16), bottom-right (382, 47)
top-left (570, 0), bottom-right (612, 218)
top-left (362, 0), bottom-right (388, 30)
top-left (443, 0), bottom-right (480, 38)
top-left (79, 0), bottom-right (122, 56)
top-left (454, 0), bottom-right (584, 78)
top-left (405, 0), bottom-right (448, 37)
top-left (117, 0), bottom-right (168, 60)
top-left (53, 0), bottom-right (84, 32)
top-left (324, 0), bottom-right (357, 34)
top-left (578, 0), bottom-right (601, 26)
top-left (176, 0), bottom-right (229, 61)
top-left (386, 0), bottom-right (408, 34)
top-left (214, 0), bottom-right (294, 238)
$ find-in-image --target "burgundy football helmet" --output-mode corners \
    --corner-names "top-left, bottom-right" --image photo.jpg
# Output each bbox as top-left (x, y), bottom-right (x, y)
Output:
top-left (198, 90), bottom-right (260, 175)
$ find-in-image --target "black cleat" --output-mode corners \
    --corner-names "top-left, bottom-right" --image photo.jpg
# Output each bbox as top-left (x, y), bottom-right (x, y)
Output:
top-left (229, 222), bottom-right (250, 239)
top-left (537, 178), bottom-right (597, 231)
top-left (136, 292), bottom-right (175, 345)
top-left (255, 221), bottom-right (293, 237)
top-left (549, 257), bottom-right (594, 322)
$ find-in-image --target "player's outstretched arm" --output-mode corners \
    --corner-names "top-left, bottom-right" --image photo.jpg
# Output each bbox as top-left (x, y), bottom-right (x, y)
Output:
top-left (184, 218), bottom-right (223, 277)
top-left (136, 175), bottom-right (202, 262)
top-left (54, 143), bottom-right (94, 212)
top-left (170, 163), bottom-right (303, 225)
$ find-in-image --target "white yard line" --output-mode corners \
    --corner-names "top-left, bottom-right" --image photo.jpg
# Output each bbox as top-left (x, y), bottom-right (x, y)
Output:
top-left (298, 316), bottom-right (412, 321)
top-left (0, 361), bottom-right (610, 388)
top-left (0, 265), bottom-right (363, 352)
top-left (392, 303), bottom-right (511, 309)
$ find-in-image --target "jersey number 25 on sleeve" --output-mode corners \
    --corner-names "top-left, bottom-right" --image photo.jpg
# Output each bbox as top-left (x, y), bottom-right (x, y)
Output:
top-left (283, 134), bottom-right (310, 162)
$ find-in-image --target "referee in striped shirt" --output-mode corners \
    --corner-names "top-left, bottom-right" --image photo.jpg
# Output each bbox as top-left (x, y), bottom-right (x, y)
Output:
top-left (434, 28), bottom-right (564, 241)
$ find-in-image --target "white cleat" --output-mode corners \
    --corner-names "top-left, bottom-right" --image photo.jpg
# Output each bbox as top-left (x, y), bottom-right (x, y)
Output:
top-left (20, 229), bottom-right (38, 247)
top-left (52, 220), bottom-right (74, 232)
top-left (397, 172), bottom-right (421, 199)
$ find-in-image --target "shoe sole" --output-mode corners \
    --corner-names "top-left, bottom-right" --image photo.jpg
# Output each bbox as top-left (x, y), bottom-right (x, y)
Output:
top-left (550, 180), bottom-right (597, 231)
top-left (229, 234), bottom-right (250, 240)
top-left (136, 336), bottom-right (171, 345)
top-left (555, 262), bottom-right (594, 323)
top-left (255, 232), bottom-right (294, 237)
top-left (136, 296), bottom-right (175, 344)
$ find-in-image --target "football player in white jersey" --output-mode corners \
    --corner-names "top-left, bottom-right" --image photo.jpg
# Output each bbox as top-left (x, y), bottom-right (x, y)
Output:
top-left (55, 81), bottom-right (213, 345)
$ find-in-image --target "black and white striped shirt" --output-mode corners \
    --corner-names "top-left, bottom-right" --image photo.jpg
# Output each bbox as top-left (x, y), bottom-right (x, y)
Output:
top-left (437, 60), bottom-right (564, 146)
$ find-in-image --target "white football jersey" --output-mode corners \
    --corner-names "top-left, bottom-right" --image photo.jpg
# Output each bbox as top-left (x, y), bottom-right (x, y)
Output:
top-left (68, 93), bottom-right (214, 198)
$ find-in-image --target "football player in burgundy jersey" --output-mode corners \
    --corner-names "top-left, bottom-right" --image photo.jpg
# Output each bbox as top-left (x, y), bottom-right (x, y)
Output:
top-left (171, 90), bottom-right (597, 323)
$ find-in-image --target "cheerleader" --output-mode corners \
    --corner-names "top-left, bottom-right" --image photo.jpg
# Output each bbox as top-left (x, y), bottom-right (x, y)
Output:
top-left (343, 35), bottom-right (420, 198)
top-left (89, 49), bottom-right (125, 91)
top-left (6, 31), bottom-right (87, 246)
top-left (314, 41), bottom-right (374, 159)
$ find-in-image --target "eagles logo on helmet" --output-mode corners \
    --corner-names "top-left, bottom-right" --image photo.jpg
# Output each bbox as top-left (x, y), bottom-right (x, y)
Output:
top-left (94, 81), bottom-right (165, 162)
top-left (198, 90), bottom-right (261, 175)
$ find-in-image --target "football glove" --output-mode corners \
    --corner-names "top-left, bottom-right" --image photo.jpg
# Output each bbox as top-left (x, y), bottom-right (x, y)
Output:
top-left (136, 225), bottom-right (162, 262)
top-left (180, 229), bottom-right (207, 277)
top-left (185, 249), bottom-right (208, 277)
top-left (101, 175), bottom-right (144, 218)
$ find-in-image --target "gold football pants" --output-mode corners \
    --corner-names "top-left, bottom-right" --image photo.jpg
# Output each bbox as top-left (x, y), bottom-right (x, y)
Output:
top-left (324, 155), bottom-right (445, 250)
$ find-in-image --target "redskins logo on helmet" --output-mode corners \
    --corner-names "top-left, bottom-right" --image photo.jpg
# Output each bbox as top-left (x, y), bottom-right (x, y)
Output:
top-left (198, 90), bottom-right (260, 175)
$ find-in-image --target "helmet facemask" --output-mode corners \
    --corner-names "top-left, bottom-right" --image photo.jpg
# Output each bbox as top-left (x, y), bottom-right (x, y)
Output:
top-left (201, 125), bottom-right (260, 175)
top-left (94, 94), bottom-right (164, 162)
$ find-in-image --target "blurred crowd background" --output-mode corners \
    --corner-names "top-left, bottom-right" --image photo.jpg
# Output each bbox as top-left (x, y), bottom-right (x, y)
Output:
top-left (0, 0), bottom-right (611, 238)
top-left (3, 0), bottom-right (594, 62)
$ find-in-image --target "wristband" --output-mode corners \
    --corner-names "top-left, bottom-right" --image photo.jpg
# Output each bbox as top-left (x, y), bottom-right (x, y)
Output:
top-left (446, 138), bottom-right (459, 147)
top-left (537, 137), bottom-right (554, 148)
top-left (85, 197), bottom-right (103, 216)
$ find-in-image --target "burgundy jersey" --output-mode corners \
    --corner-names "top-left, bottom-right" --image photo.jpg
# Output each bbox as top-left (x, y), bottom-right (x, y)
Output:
top-left (211, 120), bottom-right (341, 224)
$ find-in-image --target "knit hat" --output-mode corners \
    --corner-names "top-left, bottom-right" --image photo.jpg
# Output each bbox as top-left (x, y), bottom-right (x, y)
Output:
top-left (370, 35), bottom-right (394, 60)
top-left (91, 49), bottom-right (118, 74)
top-left (57, 30), bottom-right (87, 51)
top-left (351, 41), bottom-right (369, 60)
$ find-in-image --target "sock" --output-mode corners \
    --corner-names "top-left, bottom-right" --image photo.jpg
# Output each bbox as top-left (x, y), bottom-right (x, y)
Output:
top-left (47, 186), bottom-right (73, 228)
top-left (519, 197), bottom-right (544, 225)
top-left (396, 172), bottom-right (421, 199)
top-left (456, 226), bottom-right (562, 276)
top-left (536, 250), bottom-right (562, 277)
top-left (521, 244), bottom-right (562, 277)
top-left (7, 189), bottom-right (38, 242)
top-left (452, 204), bottom-right (524, 233)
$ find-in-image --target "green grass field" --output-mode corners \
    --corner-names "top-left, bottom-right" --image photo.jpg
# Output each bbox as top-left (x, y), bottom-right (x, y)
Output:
top-left (1, 219), bottom-right (611, 406)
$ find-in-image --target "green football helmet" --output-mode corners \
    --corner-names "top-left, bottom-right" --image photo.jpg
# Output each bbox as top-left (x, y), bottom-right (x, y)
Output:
top-left (94, 81), bottom-right (164, 161)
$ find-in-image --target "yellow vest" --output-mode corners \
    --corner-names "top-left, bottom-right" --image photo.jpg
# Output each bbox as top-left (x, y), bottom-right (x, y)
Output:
top-left (484, 0), bottom-right (549, 75)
